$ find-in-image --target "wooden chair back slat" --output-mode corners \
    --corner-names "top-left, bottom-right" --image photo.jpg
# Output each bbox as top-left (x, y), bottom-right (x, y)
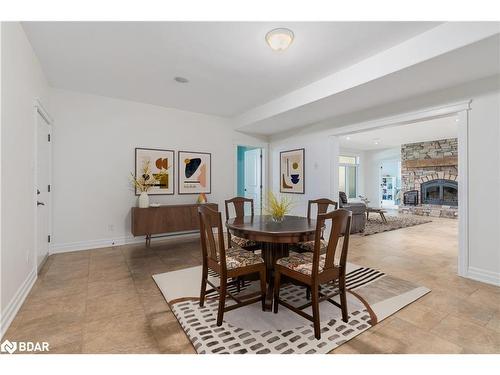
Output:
top-left (199, 205), bottom-right (226, 271)
top-left (314, 209), bottom-right (351, 273)
top-left (307, 198), bottom-right (338, 219)
top-left (225, 197), bottom-right (254, 220)
top-left (225, 197), bottom-right (254, 245)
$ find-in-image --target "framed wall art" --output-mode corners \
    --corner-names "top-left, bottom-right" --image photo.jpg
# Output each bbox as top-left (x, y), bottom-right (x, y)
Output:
top-left (280, 148), bottom-right (305, 194)
top-left (135, 148), bottom-right (175, 195)
top-left (178, 151), bottom-right (211, 194)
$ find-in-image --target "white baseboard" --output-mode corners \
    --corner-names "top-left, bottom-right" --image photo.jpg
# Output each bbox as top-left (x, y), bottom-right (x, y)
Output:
top-left (466, 266), bottom-right (500, 286)
top-left (0, 267), bottom-right (37, 339)
top-left (49, 232), bottom-right (200, 254)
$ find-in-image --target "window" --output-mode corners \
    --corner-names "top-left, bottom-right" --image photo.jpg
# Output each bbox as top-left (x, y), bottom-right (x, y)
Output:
top-left (338, 155), bottom-right (359, 199)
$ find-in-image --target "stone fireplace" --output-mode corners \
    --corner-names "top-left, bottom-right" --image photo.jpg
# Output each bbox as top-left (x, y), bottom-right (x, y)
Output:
top-left (400, 138), bottom-right (458, 218)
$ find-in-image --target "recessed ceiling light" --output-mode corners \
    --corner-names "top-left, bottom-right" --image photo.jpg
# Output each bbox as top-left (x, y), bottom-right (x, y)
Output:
top-left (174, 76), bottom-right (189, 83)
top-left (373, 138), bottom-right (381, 145)
top-left (345, 136), bottom-right (351, 140)
top-left (265, 28), bottom-right (294, 51)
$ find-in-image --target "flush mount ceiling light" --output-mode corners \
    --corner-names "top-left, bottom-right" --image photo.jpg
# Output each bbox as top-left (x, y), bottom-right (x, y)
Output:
top-left (174, 76), bottom-right (189, 83)
top-left (373, 138), bottom-right (381, 145)
top-left (265, 28), bottom-right (294, 51)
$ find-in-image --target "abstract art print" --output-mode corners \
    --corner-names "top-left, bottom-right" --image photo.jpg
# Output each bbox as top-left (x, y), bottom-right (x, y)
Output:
top-left (280, 148), bottom-right (305, 194)
top-left (178, 151), bottom-right (211, 194)
top-left (135, 148), bottom-right (175, 195)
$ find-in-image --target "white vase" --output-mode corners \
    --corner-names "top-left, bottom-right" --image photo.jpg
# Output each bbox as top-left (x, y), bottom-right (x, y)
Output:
top-left (138, 192), bottom-right (150, 208)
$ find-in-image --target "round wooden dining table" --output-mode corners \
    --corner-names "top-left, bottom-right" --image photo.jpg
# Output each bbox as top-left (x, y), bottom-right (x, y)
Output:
top-left (226, 215), bottom-right (317, 308)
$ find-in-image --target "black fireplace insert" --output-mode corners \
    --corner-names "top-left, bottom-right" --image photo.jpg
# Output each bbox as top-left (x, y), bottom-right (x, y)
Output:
top-left (403, 190), bottom-right (419, 206)
top-left (421, 179), bottom-right (458, 206)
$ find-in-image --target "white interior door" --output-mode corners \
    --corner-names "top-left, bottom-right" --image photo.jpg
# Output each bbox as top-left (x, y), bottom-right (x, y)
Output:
top-left (244, 148), bottom-right (262, 214)
top-left (36, 110), bottom-right (51, 269)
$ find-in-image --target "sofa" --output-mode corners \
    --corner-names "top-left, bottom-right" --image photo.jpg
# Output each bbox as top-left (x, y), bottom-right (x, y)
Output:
top-left (339, 191), bottom-right (366, 233)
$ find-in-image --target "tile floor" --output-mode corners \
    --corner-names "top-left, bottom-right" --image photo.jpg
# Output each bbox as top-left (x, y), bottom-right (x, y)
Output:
top-left (3, 216), bottom-right (500, 353)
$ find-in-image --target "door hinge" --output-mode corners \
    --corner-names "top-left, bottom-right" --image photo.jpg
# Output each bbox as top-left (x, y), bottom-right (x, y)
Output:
top-left (48, 184), bottom-right (51, 192)
top-left (48, 134), bottom-right (51, 142)
top-left (48, 235), bottom-right (51, 243)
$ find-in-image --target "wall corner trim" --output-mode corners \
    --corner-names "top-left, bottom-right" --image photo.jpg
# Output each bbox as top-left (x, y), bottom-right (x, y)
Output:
top-left (0, 267), bottom-right (37, 339)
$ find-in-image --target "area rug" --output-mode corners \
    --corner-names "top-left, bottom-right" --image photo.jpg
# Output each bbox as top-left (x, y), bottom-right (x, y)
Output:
top-left (361, 215), bottom-right (432, 236)
top-left (153, 263), bottom-right (430, 354)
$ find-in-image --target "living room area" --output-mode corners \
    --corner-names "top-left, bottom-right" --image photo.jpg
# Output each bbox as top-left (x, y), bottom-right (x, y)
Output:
top-left (335, 114), bottom-right (460, 238)
top-left (1, 3), bottom-right (499, 368)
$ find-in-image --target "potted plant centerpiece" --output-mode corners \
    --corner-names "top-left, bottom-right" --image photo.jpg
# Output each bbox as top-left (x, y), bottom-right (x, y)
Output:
top-left (265, 191), bottom-right (294, 223)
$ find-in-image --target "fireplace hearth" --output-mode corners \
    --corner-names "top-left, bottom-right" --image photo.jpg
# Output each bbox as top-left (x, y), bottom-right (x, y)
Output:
top-left (421, 179), bottom-right (458, 206)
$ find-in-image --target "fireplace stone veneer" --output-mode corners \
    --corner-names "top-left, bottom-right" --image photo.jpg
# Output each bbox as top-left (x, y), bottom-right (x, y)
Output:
top-left (400, 138), bottom-right (459, 218)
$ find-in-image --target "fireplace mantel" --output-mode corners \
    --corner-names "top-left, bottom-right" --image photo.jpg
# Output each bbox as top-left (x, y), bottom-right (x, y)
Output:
top-left (403, 156), bottom-right (458, 169)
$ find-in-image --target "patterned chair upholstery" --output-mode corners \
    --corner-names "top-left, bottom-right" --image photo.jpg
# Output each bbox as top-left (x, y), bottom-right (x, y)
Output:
top-left (223, 247), bottom-right (264, 270)
top-left (295, 239), bottom-right (328, 254)
top-left (276, 251), bottom-right (326, 276)
top-left (231, 236), bottom-right (258, 249)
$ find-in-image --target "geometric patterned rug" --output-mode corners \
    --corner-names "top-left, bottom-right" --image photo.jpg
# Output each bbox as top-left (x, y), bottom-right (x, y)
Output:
top-left (362, 215), bottom-right (432, 236)
top-left (153, 263), bottom-right (430, 354)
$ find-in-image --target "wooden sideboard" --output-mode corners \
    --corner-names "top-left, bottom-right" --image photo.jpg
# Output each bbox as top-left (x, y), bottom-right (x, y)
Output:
top-left (131, 203), bottom-right (218, 246)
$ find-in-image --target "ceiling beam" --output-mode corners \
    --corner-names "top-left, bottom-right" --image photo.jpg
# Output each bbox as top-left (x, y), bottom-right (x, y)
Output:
top-left (233, 22), bottom-right (500, 132)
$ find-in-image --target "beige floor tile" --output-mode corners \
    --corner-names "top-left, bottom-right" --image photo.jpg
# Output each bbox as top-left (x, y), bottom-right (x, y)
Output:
top-left (393, 303), bottom-right (448, 331)
top-left (87, 277), bottom-right (135, 299)
top-left (358, 317), bottom-right (464, 353)
top-left (86, 290), bottom-right (143, 321)
top-left (430, 314), bottom-right (500, 353)
top-left (83, 310), bottom-right (159, 354)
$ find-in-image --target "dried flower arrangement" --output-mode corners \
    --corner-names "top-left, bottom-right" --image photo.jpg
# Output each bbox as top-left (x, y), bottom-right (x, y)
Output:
top-left (264, 191), bottom-right (294, 222)
top-left (130, 160), bottom-right (160, 193)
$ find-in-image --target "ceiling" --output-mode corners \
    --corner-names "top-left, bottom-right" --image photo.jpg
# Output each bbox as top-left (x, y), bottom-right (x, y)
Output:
top-left (22, 21), bottom-right (440, 117)
top-left (237, 33), bottom-right (500, 136)
top-left (339, 115), bottom-right (459, 150)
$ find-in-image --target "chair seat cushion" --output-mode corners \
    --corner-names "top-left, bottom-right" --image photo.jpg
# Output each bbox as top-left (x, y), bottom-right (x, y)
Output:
top-left (231, 236), bottom-right (258, 248)
top-left (223, 248), bottom-right (264, 270)
top-left (276, 252), bottom-right (326, 276)
top-left (296, 239), bottom-right (328, 253)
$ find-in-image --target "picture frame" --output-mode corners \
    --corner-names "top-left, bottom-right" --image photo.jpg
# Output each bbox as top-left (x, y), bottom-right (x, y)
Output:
top-left (135, 147), bottom-right (175, 195)
top-left (280, 148), bottom-right (305, 194)
top-left (178, 151), bottom-right (212, 194)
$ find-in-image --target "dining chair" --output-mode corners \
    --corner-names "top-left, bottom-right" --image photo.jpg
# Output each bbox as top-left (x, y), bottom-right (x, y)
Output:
top-left (224, 197), bottom-right (260, 251)
top-left (294, 198), bottom-right (338, 253)
top-left (273, 208), bottom-right (352, 339)
top-left (198, 205), bottom-right (267, 326)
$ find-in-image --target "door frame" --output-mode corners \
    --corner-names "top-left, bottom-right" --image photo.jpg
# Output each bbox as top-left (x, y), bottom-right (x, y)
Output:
top-left (328, 100), bottom-right (471, 279)
top-left (233, 142), bottom-right (268, 215)
top-left (33, 99), bottom-right (53, 272)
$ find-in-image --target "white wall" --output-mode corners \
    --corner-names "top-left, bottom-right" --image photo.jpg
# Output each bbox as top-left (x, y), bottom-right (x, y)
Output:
top-left (270, 134), bottom-right (335, 216)
top-left (467, 90), bottom-right (500, 281)
top-left (1, 22), bottom-right (50, 337)
top-left (269, 76), bottom-right (500, 285)
top-left (49, 89), bottom-right (267, 252)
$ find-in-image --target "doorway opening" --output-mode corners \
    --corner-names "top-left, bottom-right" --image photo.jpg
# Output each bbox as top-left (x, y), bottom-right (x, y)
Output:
top-left (331, 103), bottom-right (468, 279)
top-left (236, 145), bottom-right (263, 215)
